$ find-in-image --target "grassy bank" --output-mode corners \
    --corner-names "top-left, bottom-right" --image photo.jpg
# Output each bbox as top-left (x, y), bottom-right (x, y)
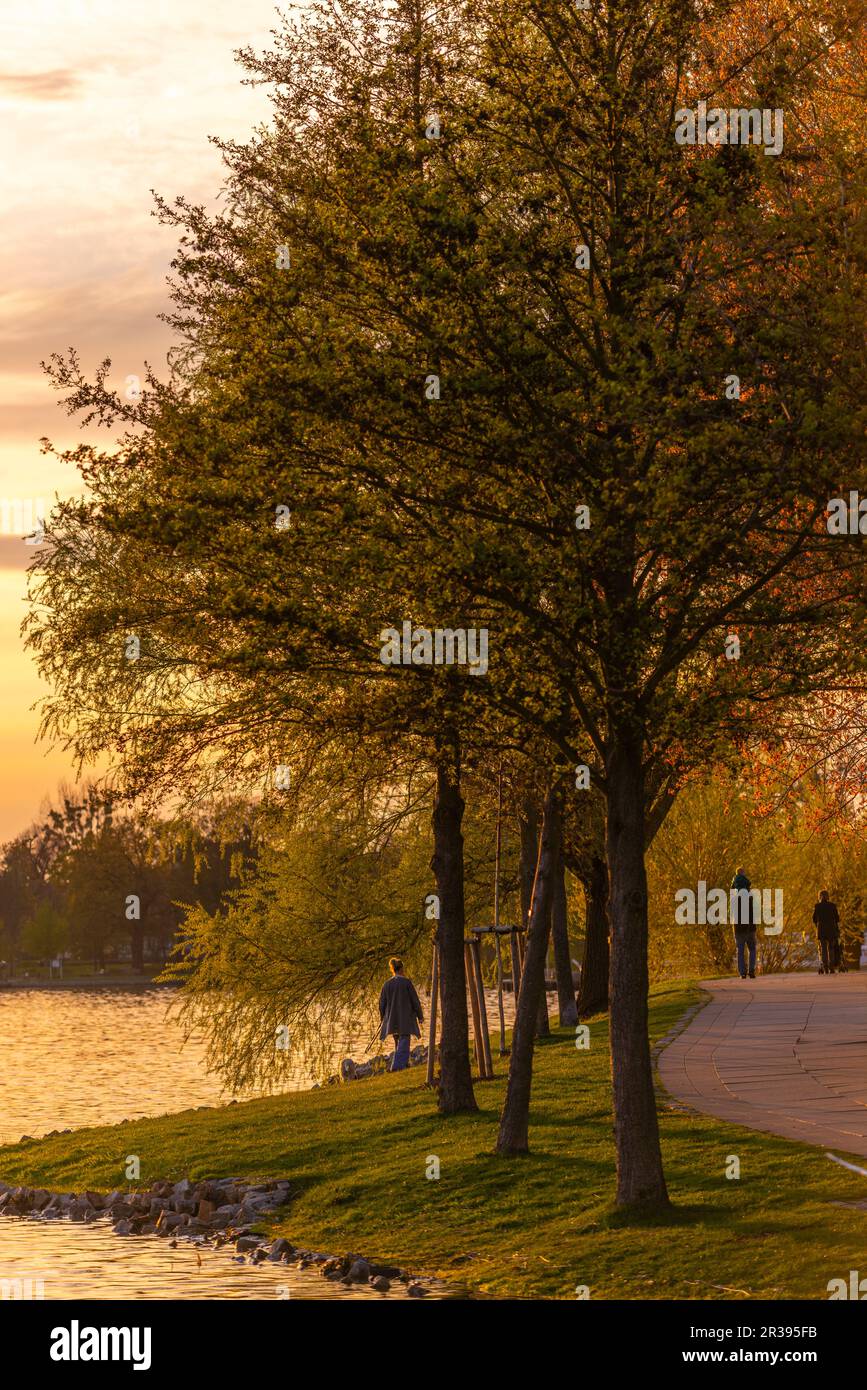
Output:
top-left (2, 981), bottom-right (865, 1299)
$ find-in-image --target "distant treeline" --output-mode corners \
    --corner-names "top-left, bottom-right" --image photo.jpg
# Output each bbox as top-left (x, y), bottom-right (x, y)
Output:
top-left (0, 785), bottom-right (254, 974)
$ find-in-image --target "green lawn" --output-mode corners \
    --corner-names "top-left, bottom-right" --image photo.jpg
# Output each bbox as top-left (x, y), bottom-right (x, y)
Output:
top-left (2, 981), bottom-right (865, 1299)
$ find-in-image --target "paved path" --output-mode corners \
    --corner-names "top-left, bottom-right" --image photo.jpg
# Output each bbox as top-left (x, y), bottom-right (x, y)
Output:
top-left (658, 973), bottom-right (867, 1156)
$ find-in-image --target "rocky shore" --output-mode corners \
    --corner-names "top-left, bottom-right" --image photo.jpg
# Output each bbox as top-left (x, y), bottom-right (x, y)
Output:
top-left (0, 1177), bottom-right (434, 1297)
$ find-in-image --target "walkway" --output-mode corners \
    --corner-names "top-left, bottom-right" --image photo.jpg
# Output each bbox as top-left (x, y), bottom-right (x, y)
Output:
top-left (658, 972), bottom-right (867, 1157)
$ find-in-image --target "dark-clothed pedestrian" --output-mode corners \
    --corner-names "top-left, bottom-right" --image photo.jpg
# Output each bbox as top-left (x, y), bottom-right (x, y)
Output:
top-left (813, 890), bottom-right (840, 975)
top-left (732, 866), bottom-right (757, 979)
top-left (379, 958), bottom-right (423, 1072)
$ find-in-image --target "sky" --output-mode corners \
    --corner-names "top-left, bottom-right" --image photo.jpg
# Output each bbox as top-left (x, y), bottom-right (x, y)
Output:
top-left (0, 0), bottom-right (284, 839)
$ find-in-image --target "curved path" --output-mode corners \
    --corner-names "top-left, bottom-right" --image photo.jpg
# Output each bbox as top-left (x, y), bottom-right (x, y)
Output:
top-left (658, 973), bottom-right (867, 1156)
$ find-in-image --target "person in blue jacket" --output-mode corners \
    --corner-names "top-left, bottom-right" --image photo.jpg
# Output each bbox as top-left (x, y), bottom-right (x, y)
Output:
top-left (378, 958), bottom-right (424, 1071)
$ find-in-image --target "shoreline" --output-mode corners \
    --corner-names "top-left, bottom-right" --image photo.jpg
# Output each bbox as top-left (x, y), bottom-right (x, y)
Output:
top-left (0, 1178), bottom-right (447, 1299)
top-left (0, 977), bottom-right (170, 991)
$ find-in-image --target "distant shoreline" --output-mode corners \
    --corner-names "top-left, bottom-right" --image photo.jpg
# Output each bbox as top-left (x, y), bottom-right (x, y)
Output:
top-left (0, 977), bottom-right (173, 990)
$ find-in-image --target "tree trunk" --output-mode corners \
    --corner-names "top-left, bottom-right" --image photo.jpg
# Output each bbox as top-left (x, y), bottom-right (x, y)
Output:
top-left (431, 751), bottom-right (477, 1115)
top-left (130, 919), bottom-right (144, 974)
top-left (577, 851), bottom-right (609, 1017)
top-left (520, 801), bottom-right (550, 1038)
top-left (496, 786), bottom-right (561, 1154)
top-left (606, 733), bottom-right (669, 1209)
top-left (551, 844), bottom-right (577, 1026)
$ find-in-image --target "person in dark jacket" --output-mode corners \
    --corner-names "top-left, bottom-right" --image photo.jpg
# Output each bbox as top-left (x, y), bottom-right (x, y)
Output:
top-left (731, 866), bottom-right (757, 979)
top-left (379, 958), bottom-right (423, 1072)
top-left (813, 890), bottom-right (840, 975)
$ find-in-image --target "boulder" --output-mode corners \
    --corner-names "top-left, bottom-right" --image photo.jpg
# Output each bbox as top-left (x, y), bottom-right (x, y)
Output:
top-left (345, 1258), bottom-right (371, 1284)
top-left (235, 1235), bottom-right (261, 1252)
top-left (156, 1211), bottom-right (188, 1232)
top-left (370, 1276), bottom-right (391, 1293)
top-left (407, 1283), bottom-right (428, 1298)
top-left (268, 1238), bottom-right (294, 1261)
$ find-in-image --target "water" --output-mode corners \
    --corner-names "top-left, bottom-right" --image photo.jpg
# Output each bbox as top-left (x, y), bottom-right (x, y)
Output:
top-left (0, 1219), bottom-right (426, 1300)
top-left (0, 984), bottom-right (526, 1298)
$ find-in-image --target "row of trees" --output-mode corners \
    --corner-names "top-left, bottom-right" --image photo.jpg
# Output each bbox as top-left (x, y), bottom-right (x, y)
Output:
top-left (0, 787), bottom-right (253, 973)
top-left (28, 0), bottom-right (867, 1209)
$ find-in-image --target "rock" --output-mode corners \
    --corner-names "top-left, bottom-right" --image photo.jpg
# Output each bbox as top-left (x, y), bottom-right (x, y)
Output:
top-left (346, 1258), bottom-right (371, 1284)
top-left (407, 1283), bottom-right (428, 1298)
top-left (268, 1238), bottom-right (294, 1261)
top-left (83, 1191), bottom-right (105, 1210)
top-left (340, 1058), bottom-right (357, 1081)
top-left (368, 1263), bottom-right (403, 1279)
top-left (109, 1202), bottom-right (137, 1221)
top-left (30, 1190), bottom-right (52, 1211)
top-left (113, 1219), bottom-right (133, 1235)
top-left (197, 1199), bottom-right (216, 1221)
top-left (172, 1178), bottom-right (194, 1200)
top-left (235, 1235), bottom-right (260, 1252)
top-left (251, 1247), bottom-right (267, 1264)
top-left (156, 1211), bottom-right (188, 1232)
top-left (68, 1198), bottom-right (93, 1222)
top-left (370, 1276), bottom-right (390, 1293)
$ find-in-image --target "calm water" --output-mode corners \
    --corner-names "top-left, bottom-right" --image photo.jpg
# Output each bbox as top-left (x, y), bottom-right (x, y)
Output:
top-left (0, 984), bottom-right (526, 1298)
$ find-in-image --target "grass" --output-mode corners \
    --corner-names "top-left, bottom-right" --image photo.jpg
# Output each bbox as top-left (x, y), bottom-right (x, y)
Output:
top-left (2, 980), bottom-right (865, 1299)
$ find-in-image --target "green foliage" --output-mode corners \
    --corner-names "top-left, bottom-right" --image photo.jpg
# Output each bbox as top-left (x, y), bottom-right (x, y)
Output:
top-left (647, 771), bottom-right (867, 978)
top-left (20, 901), bottom-right (68, 961)
top-left (164, 804), bottom-right (434, 1089)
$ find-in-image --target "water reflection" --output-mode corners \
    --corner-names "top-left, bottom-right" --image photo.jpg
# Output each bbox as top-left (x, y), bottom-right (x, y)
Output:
top-left (0, 1217), bottom-right (434, 1300)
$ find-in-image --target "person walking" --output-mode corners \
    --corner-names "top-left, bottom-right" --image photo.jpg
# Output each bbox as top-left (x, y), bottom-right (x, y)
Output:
top-left (731, 866), bottom-right (757, 979)
top-left (378, 957), bottom-right (423, 1072)
top-left (812, 890), bottom-right (841, 975)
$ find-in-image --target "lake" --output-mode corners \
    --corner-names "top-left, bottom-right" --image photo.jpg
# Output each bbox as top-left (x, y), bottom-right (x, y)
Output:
top-left (0, 984), bottom-right (525, 1298)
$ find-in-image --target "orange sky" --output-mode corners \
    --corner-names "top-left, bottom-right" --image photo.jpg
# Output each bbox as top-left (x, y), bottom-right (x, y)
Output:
top-left (0, 0), bottom-right (282, 840)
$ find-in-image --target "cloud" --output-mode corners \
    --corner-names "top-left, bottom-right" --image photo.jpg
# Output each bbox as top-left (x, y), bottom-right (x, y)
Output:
top-left (0, 70), bottom-right (82, 101)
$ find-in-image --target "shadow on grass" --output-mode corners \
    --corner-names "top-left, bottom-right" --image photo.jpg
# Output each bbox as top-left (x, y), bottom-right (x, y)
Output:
top-left (602, 1199), bottom-right (722, 1232)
